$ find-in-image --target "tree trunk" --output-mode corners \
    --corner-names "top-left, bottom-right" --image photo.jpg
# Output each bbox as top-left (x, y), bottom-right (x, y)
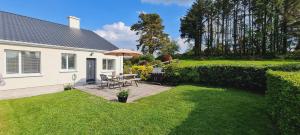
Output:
top-left (243, 2), bottom-right (246, 55)
top-left (233, 3), bottom-right (238, 55)
top-left (262, 2), bottom-right (267, 55)
top-left (210, 17), bottom-right (214, 55)
top-left (221, 13), bottom-right (225, 54)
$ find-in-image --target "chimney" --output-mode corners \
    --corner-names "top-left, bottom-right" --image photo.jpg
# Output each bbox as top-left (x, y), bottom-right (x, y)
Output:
top-left (68, 16), bottom-right (80, 29)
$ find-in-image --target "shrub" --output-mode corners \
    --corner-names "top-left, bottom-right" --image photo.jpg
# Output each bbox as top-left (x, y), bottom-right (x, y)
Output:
top-left (131, 65), bottom-right (153, 80)
top-left (285, 50), bottom-right (300, 60)
top-left (161, 54), bottom-right (172, 62)
top-left (269, 63), bottom-right (300, 71)
top-left (151, 60), bottom-right (163, 67)
top-left (266, 71), bottom-right (300, 135)
top-left (117, 89), bottom-right (129, 98)
top-left (64, 84), bottom-right (73, 91)
top-left (123, 64), bottom-right (132, 74)
top-left (163, 63), bottom-right (300, 92)
top-left (139, 54), bottom-right (155, 63)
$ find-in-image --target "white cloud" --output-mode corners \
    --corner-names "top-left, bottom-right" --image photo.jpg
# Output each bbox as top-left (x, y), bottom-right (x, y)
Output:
top-left (141, 0), bottom-right (194, 6)
top-left (94, 22), bottom-right (138, 50)
top-left (175, 37), bottom-right (192, 53)
top-left (136, 10), bottom-right (147, 15)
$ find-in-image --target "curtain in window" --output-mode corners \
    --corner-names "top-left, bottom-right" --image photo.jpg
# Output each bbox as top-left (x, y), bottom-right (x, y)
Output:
top-left (107, 59), bottom-right (115, 70)
top-left (102, 59), bottom-right (107, 70)
top-left (61, 54), bottom-right (67, 69)
top-left (6, 50), bottom-right (19, 74)
top-left (102, 59), bottom-right (115, 70)
top-left (21, 51), bottom-right (40, 73)
top-left (68, 54), bottom-right (76, 69)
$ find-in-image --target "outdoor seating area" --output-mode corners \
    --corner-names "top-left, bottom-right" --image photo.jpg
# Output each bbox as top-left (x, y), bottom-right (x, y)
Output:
top-left (99, 73), bottom-right (142, 89)
top-left (76, 82), bottom-right (171, 102)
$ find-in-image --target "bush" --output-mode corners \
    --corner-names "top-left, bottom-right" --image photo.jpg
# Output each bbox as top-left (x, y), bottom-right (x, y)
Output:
top-left (266, 71), bottom-right (300, 135)
top-left (64, 84), bottom-right (73, 91)
top-left (131, 65), bottom-right (153, 80)
top-left (139, 54), bottom-right (155, 63)
top-left (151, 60), bottom-right (163, 67)
top-left (117, 89), bottom-right (129, 98)
top-left (161, 54), bottom-right (172, 62)
top-left (285, 50), bottom-right (300, 60)
top-left (163, 63), bottom-right (300, 92)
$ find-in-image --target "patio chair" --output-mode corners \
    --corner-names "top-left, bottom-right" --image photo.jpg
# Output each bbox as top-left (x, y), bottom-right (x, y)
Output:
top-left (99, 74), bottom-right (110, 89)
top-left (129, 74), bottom-right (142, 87)
top-left (109, 77), bottom-right (124, 89)
top-left (100, 74), bottom-right (123, 89)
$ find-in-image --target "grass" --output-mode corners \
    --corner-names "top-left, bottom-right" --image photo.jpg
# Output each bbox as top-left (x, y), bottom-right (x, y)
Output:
top-left (178, 59), bottom-right (300, 67)
top-left (0, 85), bottom-right (273, 135)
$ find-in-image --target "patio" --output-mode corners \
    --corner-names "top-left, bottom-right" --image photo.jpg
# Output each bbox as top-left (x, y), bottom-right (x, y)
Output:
top-left (75, 82), bottom-right (172, 103)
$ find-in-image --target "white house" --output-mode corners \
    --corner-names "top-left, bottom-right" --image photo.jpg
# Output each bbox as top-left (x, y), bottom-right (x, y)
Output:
top-left (0, 11), bottom-right (123, 98)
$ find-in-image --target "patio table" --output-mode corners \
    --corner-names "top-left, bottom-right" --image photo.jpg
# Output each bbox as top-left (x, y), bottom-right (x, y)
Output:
top-left (110, 74), bottom-right (140, 87)
top-left (122, 74), bottom-right (141, 87)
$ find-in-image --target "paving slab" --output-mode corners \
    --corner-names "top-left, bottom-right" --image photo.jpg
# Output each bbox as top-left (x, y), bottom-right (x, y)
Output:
top-left (76, 82), bottom-right (172, 103)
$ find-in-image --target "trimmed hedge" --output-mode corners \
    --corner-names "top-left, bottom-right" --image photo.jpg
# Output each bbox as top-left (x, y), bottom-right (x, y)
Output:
top-left (163, 63), bottom-right (300, 92)
top-left (266, 71), bottom-right (300, 135)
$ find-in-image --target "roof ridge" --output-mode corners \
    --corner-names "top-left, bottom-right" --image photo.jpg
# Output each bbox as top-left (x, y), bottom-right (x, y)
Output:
top-left (0, 10), bottom-right (91, 32)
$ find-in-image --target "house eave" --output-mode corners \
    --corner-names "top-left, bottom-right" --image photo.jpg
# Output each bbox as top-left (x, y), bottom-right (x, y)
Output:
top-left (0, 39), bottom-right (108, 53)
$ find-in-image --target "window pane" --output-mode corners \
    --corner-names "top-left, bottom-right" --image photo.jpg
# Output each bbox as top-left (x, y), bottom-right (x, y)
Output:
top-left (102, 59), bottom-right (107, 70)
top-left (61, 54), bottom-right (67, 69)
top-left (107, 59), bottom-right (115, 70)
top-left (6, 50), bottom-right (19, 74)
top-left (68, 54), bottom-right (76, 70)
top-left (21, 51), bottom-right (40, 73)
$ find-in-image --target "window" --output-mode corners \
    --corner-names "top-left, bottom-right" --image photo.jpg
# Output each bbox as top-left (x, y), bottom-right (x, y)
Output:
top-left (6, 50), bottom-right (41, 74)
top-left (6, 50), bottom-right (19, 74)
top-left (21, 51), bottom-right (41, 73)
top-left (102, 59), bottom-right (115, 70)
top-left (61, 53), bottom-right (76, 70)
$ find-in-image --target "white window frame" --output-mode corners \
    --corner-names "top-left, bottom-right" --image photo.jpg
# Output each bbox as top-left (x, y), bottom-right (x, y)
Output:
top-left (60, 53), bottom-right (77, 72)
top-left (102, 59), bottom-right (116, 71)
top-left (4, 49), bottom-right (42, 78)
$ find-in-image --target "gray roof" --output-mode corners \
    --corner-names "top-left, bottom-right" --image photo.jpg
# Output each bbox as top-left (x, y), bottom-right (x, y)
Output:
top-left (0, 11), bottom-right (118, 51)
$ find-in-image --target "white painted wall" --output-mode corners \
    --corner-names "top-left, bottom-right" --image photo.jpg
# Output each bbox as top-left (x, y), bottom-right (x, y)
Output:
top-left (0, 43), bottom-right (123, 90)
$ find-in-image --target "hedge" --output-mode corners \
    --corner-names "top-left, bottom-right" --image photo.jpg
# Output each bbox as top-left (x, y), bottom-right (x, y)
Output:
top-left (162, 63), bottom-right (300, 92)
top-left (266, 71), bottom-right (300, 135)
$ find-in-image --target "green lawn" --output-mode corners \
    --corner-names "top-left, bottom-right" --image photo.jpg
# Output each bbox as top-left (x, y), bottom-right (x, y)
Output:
top-left (0, 85), bottom-right (273, 135)
top-left (178, 59), bottom-right (300, 67)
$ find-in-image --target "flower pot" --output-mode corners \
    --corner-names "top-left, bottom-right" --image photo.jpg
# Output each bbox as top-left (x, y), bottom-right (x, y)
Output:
top-left (118, 96), bottom-right (128, 103)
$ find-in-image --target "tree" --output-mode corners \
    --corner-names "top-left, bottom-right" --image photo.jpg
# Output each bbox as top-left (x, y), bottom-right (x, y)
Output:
top-left (180, 0), bottom-right (206, 56)
top-left (159, 40), bottom-right (180, 56)
top-left (131, 13), bottom-right (169, 55)
top-left (181, 0), bottom-right (300, 57)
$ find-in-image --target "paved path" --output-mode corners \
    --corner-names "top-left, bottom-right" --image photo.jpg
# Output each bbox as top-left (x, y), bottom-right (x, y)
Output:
top-left (0, 85), bottom-right (63, 100)
top-left (76, 82), bottom-right (172, 103)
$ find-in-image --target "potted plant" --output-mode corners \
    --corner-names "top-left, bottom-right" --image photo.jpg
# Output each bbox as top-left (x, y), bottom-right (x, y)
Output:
top-left (64, 84), bottom-right (73, 91)
top-left (117, 89), bottom-right (129, 103)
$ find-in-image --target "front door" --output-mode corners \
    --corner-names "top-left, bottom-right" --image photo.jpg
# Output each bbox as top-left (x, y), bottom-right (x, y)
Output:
top-left (86, 58), bottom-right (96, 84)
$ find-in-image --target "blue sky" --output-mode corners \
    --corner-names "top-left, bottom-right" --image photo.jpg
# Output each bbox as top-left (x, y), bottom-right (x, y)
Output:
top-left (0, 0), bottom-right (193, 52)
